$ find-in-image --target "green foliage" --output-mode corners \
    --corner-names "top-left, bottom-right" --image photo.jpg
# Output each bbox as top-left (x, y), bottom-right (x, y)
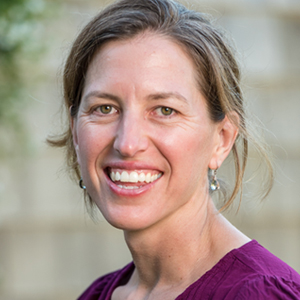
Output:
top-left (0, 0), bottom-right (54, 157)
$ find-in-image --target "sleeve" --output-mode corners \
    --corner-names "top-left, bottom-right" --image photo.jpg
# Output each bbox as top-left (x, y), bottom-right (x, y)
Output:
top-left (231, 275), bottom-right (300, 300)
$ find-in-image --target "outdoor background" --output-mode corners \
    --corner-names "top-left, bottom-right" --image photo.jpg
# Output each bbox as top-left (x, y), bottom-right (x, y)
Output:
top-left (0, 0), bottom-right (299, 299)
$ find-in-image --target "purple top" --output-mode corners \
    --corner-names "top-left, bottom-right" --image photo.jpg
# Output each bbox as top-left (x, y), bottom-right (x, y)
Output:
top-left (78, 240), bottom-right (300, 299)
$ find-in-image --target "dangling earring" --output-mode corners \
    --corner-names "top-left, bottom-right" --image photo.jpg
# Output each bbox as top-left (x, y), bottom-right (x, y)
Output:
top-left (79, 178), bottom-right (86, 190)
top-left (210, 169), bottom-right (220, 191)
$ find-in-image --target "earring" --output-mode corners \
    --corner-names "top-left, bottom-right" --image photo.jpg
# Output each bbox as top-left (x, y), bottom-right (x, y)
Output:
top-left (210, 169), bottom-right (220, 191)
top-left (79, 178), bottom-right (86, 190)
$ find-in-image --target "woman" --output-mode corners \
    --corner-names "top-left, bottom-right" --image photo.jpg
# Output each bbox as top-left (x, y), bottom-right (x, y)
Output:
top-left (49, 0), bottom-right (300, 299)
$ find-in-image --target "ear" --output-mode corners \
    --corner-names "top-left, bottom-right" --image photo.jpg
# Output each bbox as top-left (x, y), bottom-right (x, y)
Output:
top-left (209, 113), bottom-right (239, 170)
top-left (70, 107), bottom-right (81, 166)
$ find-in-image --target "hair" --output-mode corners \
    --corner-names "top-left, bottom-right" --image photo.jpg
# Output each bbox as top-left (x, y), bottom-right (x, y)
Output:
top-left (48, 0), bottom-right (273, 213)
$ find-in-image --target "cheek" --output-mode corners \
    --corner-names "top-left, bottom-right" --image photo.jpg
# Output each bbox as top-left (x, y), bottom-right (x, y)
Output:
top-left (157, 125), bottom-right (213, 171)
top-left (75, 123), bottom-right (114, 167)
top-left (182, 130), bottom-right (215, 173)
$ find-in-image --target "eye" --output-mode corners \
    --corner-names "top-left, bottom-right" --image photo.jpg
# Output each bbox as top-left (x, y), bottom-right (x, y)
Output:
top-left (100, 105), bottom-right (112, 114)
top-left (96, 105), bottom-right (117, 115)
top-left (157, 106), bottom-right (174, 116)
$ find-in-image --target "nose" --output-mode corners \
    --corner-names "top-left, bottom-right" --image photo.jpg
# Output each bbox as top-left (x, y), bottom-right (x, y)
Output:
top-left (113, 113), bottom-right (149, 158)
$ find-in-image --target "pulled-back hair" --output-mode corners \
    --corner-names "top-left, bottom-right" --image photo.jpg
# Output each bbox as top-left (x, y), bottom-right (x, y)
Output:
top-left (48, 0), bottom-right (273, 212)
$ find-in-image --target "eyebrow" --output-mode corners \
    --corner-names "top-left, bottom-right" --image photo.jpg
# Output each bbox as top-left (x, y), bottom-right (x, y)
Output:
top-left (83, 91), bottom-right (121, 103)
top-left (82, 91), bottom-right (188, 104)
top-left (147, 92), bottom-right (188, 104)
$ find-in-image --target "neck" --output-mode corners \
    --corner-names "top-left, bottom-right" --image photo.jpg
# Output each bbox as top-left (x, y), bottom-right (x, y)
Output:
top-left (123, 196), bottom-right (245, 291)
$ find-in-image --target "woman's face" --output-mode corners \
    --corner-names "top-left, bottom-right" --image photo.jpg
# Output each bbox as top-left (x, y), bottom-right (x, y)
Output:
top-left (72, 33), bottom-right (227, 231)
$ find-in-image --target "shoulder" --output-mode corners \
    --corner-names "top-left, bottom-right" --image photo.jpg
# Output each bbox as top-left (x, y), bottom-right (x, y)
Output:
top-left (231, 240), bottom-right (300, 280)
top-left (179, 240), bottom-right (300, 299)
top-left (216, 240), bottom-right (300, 299)
top-left (77, 262), bottom-right (134, 300)
top-left (228, 274), bottom-right (300, 300)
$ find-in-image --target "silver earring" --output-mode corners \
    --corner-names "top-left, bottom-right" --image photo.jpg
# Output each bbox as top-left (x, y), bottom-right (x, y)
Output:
top-left (210, 169), bottom-right (220, 191)
top-left (79, 178), bottom-right (86, 190)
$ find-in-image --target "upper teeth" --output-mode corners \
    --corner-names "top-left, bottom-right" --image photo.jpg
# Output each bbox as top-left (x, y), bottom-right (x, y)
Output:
top-left (110, 171), bottom-right (162, 183)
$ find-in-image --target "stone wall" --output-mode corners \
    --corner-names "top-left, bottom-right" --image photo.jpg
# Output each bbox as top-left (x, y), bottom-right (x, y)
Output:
top-left (0, 0), bottom-right (299, 299)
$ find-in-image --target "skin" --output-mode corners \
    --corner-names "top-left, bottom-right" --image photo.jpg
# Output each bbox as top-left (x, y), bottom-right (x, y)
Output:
top-left (72, 32), bottom-right (250, 300)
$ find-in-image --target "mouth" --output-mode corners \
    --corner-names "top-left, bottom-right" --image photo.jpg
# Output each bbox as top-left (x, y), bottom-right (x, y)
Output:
top-left (106, 168), bottom-right (163, 190)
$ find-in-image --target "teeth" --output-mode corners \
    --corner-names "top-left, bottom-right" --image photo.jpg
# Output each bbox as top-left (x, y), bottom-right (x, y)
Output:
top-left (139, 173), bottom-right (145, 182)
top-left (145, 173), bottom-right (151, 183)
top-left (111, 172), bottom-right (116, 181)
top-left (120, 171), bottom-right (129, 182)
top-left (117, 185), bottom-right (141, 189)
top-left (110, 170), bottom-right (162, 184)
top-left (129, 171), bottom-right (139, 183)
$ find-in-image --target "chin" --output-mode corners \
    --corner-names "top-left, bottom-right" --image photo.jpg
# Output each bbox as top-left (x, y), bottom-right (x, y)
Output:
top-left (100, 208), bottom-right (158, 232)
top-left (105, 218), bottom-right (151, 232)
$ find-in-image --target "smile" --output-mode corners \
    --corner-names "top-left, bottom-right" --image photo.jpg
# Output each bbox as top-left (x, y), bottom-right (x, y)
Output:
top-left (108, 169), bottom-right (163, 187)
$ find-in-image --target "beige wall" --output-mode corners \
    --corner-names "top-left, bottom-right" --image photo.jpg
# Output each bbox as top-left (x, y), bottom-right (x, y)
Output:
top-left (0, 0), bottom-right (299, 299)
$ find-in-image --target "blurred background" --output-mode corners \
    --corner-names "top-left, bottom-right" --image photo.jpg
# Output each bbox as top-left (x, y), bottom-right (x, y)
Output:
top-left (0, 0), bottom-right (299, 299)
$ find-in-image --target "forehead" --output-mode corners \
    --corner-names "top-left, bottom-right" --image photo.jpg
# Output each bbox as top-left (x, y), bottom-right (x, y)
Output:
top-left (89, 33), bottom-right (196, 77)
top-left (84, 33), bottom-right (200, 96)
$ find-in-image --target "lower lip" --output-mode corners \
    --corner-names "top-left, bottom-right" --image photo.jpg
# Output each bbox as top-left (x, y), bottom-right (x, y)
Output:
top-left (104, 171), bottom-right (161, 197)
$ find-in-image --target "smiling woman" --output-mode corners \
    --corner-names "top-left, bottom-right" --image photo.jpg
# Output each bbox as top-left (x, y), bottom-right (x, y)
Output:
top-left (48, 0), bottom-right (300, 299)
top-left (71, 34), bottom-right (228, 231)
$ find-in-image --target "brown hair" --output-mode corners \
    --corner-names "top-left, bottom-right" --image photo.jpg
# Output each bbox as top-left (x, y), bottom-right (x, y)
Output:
top-left (48, 0), bottom-right (273, 212)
